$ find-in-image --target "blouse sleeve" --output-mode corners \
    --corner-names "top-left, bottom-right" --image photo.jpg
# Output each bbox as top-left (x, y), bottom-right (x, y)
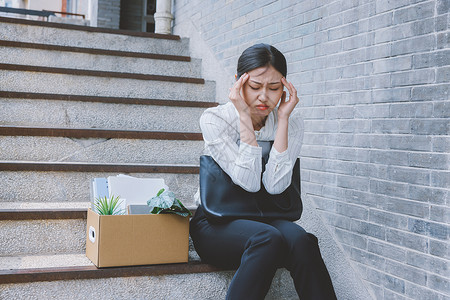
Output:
top-left (262, 110), bottom-right (304, 194)
top-left (200, 107), bottom-right (263, 192)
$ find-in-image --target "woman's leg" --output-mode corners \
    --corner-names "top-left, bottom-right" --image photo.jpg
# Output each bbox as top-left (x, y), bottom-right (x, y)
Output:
top-left (190, 207), bottom-right (286, 300)
top-left (268, 220), bottom-right (337, 300)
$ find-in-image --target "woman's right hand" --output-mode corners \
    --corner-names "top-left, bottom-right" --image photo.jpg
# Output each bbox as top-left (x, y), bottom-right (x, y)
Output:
top-left (228, 73), bottom-right (250, 116)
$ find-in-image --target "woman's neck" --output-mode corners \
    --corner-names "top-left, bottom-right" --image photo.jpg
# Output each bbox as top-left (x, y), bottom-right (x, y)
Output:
top-left (252, 115), bottom-right (267, 131)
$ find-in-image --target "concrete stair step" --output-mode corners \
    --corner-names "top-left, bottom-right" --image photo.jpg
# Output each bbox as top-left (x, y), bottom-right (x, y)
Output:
top-left (0, 253), bottom-right (297, 299)
top-left (0, 163), bottom-right (199, 206)
top-left (0, 127), bottom-right (204, 165)
top-left (0, 68), bottom-right (216, 101)
top-left (0, 16), bottom-right (190, 56)
top-left (0, 92), bottom-right (216, 132)
top-left (0, 44), bottom-right (202, 78)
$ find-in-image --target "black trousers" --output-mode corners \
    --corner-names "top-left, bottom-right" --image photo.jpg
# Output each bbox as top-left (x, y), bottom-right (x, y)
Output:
top-left (190, 206), bottom-right (337, 300)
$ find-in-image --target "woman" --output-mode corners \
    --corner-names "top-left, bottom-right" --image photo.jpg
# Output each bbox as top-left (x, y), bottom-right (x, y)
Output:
top-left (190, 44), bottom-right (337, 300)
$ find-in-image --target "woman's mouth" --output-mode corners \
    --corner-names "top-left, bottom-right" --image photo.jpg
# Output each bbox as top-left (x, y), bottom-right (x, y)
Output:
top-left (256, 105), bottom-right (269, 111)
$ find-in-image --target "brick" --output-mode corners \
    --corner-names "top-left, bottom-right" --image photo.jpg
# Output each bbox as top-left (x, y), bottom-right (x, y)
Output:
top-left (384, 289), bottom-right (409, 300)
top-left (388, 166), bottom-right (430, 185)
top-left (320, 211), bottom-right (352, 230)
top-left (432, 136), bottom-right (450, 153)
top-left (309, 170), bottom-right (337, 185)
top-left (334, 228), bottom-right (367, 249)
top-left (370, 149), bottom-right (409, 166)
top-left (411, 84), bottom-right (449, 101)
top-left (437, 66), bottom-right (450, 83)
top-left (437, 0), bottom-right (450, 14)
top-left (407, 251), bottom-right (450, 278)
top-left (339, 119), bottom-right (370, 133)
top-left (373, 56), bottom-right (412, 74)
top-left (435, 14), bottom-right (448, 31)
top-left (437, 32), bottom-right (449, 49)
top-left (390, 102), bottom-right (433, 118)
top-left (429, 239), bottom-right (450, 260)
top-left (431, 170), bottom-right (450, 188)
top-left (414, 50), bottom-right (450, 69)
top-left (409, 153), bottom-right (449, 170)
top-left (408, 218), bottom-right (449, 240)
top-left (354, 104), bottom-right (390, 119)
top-left (405, 281), bottom-right (449, 300)
top-left (351, 219), bottom-right (386, 240)
top-left (408, 185), bottom-right (447, 205)
top-left (325, 133), bottom-right (354, 147)
top-left (430, 205), bottom-right (450, 223)
top-left (393, 1), bottom-right (435, 24)
top-left (337, 174), bottom-right (370, 191)
top-left (369, 209), bottom-right (408, 230)
top-left (428, 274), bottom-right (450, 295)
top-left (433, 101), bottom-right (450, 118)
top-left (386, 228), bottom-right (429, 253)
top-left (372, 118), bottom-right (412, 134)
top-left (368, 240), bottom-right (406, 262)
top-left (300, 144), bottom-right (327, 158)
top-left (310, 195), bottom-right (336, 213)
top-left (411, 119), bottom-right (449, 135)
top-left (382, 195), bottom-right (429, 218)
top-left (372, 87), bottom-right (411, 103)
top-left (351, 247), bottom-right (386, 268)
top-left (303, 120), bottom-right (340, 133)
top-left (368, 12), bottom-right (393, 31)
top-left (391, 34), bottom-right (435, 56)
top-left (323, 160), bottom-right (354, 175)
top-left (385, 259), bottom-right (427, 285)
top-left (364, 267), bottom-right (405, 294)
top-left (391, 69), bottom-right (435, 87)
top-left (370, 179), bottom-right (408, 197)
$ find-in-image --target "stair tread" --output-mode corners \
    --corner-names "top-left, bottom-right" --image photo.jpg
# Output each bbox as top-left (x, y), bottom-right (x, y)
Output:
top-left (0, 40), bottom-right (191, 61)
top-left (0, 126), bottom-right (203, 140)
top-left (0, 63), bottom-right (205, 84)
top-left (0, 253), bottom-right (224, 284)
top-left (0, 91), bottom-right (218, 107)
top-left (0, 206), bottom-right (197, 220)
top-left (0, 16), bottom-right (180, 40)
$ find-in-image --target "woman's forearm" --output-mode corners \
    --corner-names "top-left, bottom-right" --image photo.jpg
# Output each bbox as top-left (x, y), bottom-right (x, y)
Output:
top-left (273, 116), bottom-right (289, 153)
top-left (240, 114), bottom-right (258, 147)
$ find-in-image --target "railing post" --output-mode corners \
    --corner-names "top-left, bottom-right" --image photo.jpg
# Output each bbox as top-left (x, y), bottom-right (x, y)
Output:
top-left (154, 0), bottom-right (173, 34)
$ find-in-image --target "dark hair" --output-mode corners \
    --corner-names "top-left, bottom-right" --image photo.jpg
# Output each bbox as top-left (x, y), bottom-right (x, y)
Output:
top-left (237, 43), bottom-right (287, 78)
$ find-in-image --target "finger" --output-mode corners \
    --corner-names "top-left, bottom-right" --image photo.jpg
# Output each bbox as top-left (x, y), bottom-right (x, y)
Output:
top-left (280, 91), bottom-right (286, 103)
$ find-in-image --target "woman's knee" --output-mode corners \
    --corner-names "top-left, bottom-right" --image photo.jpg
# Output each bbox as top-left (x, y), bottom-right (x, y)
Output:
top-left (245, 227), bottom-right (286, 257)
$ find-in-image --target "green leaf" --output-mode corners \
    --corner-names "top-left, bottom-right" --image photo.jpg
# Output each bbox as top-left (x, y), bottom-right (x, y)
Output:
top-left (93, 195), bottom-right (125, 215)
top-left (147, 189), bottom-right (192, 217)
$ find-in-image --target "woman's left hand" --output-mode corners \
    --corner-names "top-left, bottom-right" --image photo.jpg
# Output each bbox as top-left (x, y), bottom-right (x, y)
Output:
top-left (278, 77), bottom-right (299, 120)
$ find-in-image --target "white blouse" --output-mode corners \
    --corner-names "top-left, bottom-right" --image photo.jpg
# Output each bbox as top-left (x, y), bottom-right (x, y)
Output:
top-left (197, 102), bottom-right (304, 203)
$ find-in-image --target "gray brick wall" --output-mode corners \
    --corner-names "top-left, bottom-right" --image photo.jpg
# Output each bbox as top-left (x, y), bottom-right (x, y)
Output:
top-left (97, 0), bottom-right (121, 29)
top-left (173, 0), bottom-right (449, 299)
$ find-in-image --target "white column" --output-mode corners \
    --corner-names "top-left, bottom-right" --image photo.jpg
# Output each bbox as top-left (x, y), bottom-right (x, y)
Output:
top-left (154, 0), bottom-right (173, 34)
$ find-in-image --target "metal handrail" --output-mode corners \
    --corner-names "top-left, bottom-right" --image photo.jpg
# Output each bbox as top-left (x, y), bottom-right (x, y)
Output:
top-left (0, 6), bottom-right (56, 19)
top-left (43, 10), bottom-right (85, 19)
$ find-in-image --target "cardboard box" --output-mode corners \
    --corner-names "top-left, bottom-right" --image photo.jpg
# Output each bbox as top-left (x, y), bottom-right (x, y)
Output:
top-left (86, 209), bottom-right (189, 268)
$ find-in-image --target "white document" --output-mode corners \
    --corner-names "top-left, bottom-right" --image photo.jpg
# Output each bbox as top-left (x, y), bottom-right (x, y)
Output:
top-left (107, 175), bottom-right (167, 208)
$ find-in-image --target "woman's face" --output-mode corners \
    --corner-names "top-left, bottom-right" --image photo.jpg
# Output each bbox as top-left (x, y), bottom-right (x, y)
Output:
top-left (241, 65), bottom-right (284, 119)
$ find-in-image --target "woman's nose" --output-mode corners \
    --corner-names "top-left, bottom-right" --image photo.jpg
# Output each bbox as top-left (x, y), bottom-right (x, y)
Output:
top-left (258, 90), bottom-right (268, 102)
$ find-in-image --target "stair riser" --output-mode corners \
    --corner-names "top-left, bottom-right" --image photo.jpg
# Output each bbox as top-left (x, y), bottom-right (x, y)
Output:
top-left (0, 137), bottom-right (204, 165)
top-left (0, 47), bottom-right (202, 78)
top-left (1, 99), bottom-right (205, 132)
top-left (0, 172), bottom-right (199, 206)
top-left (0, 71), bottom-right (215, 101)
top-left (0, 219), bottom-right (85, 256)
top-left (0, 22), bottom-right (190, 56)
top-left (0, 220), bottom-right (199, 259)
top-left (0, 270), bottom-right (297, 300)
